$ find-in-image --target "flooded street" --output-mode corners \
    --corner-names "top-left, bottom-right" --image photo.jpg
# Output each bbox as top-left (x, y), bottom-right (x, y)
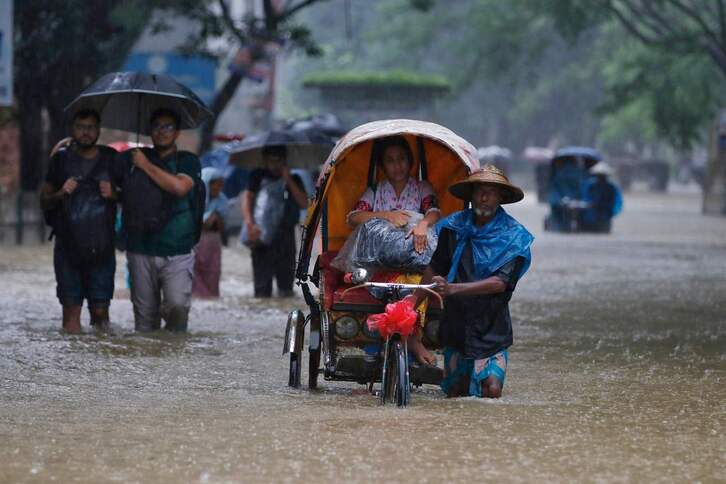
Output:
top-left (1, 189), bottom-right (725, 483)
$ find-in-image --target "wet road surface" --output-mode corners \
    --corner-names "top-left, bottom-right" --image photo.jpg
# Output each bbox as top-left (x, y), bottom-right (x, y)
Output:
top-left (1, 189), bottom-right (725, 483)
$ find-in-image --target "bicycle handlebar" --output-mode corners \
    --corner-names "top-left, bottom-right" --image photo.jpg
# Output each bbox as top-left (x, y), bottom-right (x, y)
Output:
top-left (341, 282), bottom-right (444, 308)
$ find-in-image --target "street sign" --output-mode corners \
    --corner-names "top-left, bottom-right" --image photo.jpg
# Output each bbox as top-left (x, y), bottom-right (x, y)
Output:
top-left (123, 53), bottom-right (216, 106)
top-left (0, 0), bottom-right (13, 106)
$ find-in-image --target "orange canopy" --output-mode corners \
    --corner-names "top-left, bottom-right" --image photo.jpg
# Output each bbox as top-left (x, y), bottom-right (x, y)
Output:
top-left (307, 119), bottom-right (480, 251)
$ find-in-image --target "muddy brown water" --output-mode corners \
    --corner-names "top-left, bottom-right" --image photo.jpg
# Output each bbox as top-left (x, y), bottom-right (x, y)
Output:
top-left (1, 189), bottom-right (725, 483)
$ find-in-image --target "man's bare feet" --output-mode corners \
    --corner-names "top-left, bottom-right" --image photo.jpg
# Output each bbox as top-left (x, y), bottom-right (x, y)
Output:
top-left (62, 321), bottom-right (82, 334)
top-left (62, 305), bottom-right (82, 334)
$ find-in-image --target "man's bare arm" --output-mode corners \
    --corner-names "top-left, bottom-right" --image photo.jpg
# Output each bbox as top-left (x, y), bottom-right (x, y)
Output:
top-left (432, 274), bottom-right (506, 297)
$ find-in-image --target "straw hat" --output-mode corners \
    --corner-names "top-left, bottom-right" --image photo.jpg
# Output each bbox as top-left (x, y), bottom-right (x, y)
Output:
top-left (448, 164), bottom-right (524, 204)
top-left (589, 161), bottom-right (614, 176)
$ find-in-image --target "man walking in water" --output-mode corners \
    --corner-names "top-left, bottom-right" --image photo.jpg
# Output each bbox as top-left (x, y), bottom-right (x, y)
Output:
top-left (415, 164), bottom-right (533, 398)
top-left (115, 109), bottom-right (202, 332)
top-left (41, 110), bottom-right (118, 333)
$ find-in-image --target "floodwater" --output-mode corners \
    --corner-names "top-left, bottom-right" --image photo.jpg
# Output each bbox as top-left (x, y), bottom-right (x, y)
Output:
top-left (1, 188), bottom-right (725, 483)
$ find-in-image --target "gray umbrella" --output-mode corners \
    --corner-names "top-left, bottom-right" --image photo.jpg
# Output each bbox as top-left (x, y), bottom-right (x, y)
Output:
top-left (64, 71), bottom-right (212, 135)
top-left (227, 129), bottom-right (336, 169)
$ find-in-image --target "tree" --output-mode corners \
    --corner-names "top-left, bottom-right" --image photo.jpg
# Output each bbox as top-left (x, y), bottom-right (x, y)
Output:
top-left (161, 0), bottom-right (329, 153)
top-left (290, 0), bottom-right (608, 151)
top-left (13, 1), bottom-right (155, 189)
top-left (543, 0), bottom-right (726, 148)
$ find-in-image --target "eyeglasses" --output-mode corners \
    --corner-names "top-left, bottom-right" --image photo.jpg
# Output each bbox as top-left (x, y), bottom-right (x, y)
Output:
top-left (151, 122), bottom-right (177, 134)
top-left (73, 123), bottom-right (99, 132)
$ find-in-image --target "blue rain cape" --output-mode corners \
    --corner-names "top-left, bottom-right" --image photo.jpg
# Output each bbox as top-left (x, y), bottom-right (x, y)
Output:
top-left (581, 176), bottom-right (623, 217)
top-left (436, 207), bottom-right (534, 283)
top-left (201, 167), bottom-right (229, 223)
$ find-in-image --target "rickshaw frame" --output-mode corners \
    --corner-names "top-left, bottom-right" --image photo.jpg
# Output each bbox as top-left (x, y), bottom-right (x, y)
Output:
top-left (283, 119), bottom-right (480, 403)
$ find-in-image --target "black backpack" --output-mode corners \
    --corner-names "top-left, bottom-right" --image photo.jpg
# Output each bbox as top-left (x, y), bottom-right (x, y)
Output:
top-left (121, 148), bottom-right (175, 235)
top-left (121, 149), bottom-right (205, 243)
top-left (59, 153), bottom-right (116, 267)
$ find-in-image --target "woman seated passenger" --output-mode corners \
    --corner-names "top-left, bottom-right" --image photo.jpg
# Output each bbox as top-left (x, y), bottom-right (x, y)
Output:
top-left (347, 135), bottom-right (441, 253)
top-left (346, 135), bottom-right (440, 365)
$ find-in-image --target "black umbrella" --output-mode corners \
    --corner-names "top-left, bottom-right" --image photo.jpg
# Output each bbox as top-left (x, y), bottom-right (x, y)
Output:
top-left (227, 129), bottom-right (336, 169)
top-left (64, 71), bottom-right (212, 135)
top-left (284, 113), bottom-right (347, 138)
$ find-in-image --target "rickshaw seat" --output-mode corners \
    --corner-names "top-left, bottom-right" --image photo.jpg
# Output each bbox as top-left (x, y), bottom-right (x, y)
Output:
top-left (319, 251), bottom-right (386, 311)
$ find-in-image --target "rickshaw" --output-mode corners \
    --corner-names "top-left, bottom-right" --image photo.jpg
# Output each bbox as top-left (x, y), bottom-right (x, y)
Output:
top-left (283, 119), bottom-right (480, 406)
top-left (543, 146), bottom-right (601, 233)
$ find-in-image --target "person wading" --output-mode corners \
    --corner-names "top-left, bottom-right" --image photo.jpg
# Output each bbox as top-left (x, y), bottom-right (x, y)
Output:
top-left (115, 108), bottom-right (202, 332)
top-left (416, 164), bottom-right (534, 398)
top-left (40, 110), bottom-right (118, 333)
top-left (241, 145), bottom-right (308, 298)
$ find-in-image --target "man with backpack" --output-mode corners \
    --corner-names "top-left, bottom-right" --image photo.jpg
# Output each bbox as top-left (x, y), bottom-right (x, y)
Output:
top-left (115, 108), bottom-right (203, 332)
top-left (41, 109), bottom-right (118, 334)
top-left (241, 145), bottom-right (308, 297)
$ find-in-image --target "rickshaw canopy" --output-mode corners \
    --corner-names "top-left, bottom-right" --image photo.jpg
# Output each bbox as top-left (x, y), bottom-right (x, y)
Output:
top-left (553, 146), bottom-right (602, 163)
top-left (548, 146), bottom-right (602, 205)
top-left (308, 119), bottom-right (480, 252)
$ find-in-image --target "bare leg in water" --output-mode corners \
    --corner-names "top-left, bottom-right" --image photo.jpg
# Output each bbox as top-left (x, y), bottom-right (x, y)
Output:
top-left (62, 305), bottom-right (82, 334)
top-left (89, 306), bottom-right (110, 331)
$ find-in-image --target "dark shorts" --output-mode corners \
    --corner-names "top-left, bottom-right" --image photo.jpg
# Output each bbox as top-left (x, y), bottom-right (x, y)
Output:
top-left (53, 242), bottom-right (116, 308)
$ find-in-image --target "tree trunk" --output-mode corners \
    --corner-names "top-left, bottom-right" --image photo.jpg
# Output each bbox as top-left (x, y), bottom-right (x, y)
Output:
top-left (199, 71), bottom-right (245, 154)
top-left (18, 100), bottom-right (45, 191)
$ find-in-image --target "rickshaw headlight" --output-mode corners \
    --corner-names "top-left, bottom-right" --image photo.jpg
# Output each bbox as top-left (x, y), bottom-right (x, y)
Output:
top-left (334, 316), bottom-right (360, 340)
top-left (423, 319), bottom-right (440, 346)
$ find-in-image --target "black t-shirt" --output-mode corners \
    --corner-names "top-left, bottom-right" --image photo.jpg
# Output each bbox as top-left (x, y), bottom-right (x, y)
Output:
top-left (247, 168), bottom-right (304, 228)
top-left (44, 145), bottom-right (117, 230)
top-left (45, 145), bottom-right (116, 187)
top-left (429, 227), bottom-right (525, 359)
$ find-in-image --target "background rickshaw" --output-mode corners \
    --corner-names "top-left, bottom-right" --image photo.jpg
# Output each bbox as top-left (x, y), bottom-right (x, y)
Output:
top-left (543, 146), bottom-right (601, 232)
top-left (283, 119), bottom-right (480, 405)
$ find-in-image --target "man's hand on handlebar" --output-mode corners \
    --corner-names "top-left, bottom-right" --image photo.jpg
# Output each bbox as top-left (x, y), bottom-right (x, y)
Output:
top-left (431, 275), bottom-right (453, 297)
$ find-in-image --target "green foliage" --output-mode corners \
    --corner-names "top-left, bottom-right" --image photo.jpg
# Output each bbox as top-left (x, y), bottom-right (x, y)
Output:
top-left (599, 41), bottom-right (723, 149)
top-left (286, 0), bottom-right (720, 153)
top-left (302, 70), bottom-right (450, 90)
top-left (13, 0), bottom-right (160, 187)
top-left (540, 0), bottom-right (726, 149)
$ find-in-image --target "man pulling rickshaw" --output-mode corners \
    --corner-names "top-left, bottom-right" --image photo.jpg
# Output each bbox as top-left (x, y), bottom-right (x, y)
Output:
top-left (417, 164), bottom-right (533, 398)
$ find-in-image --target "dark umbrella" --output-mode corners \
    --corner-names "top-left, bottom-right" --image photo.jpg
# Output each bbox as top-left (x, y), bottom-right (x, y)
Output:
top-left (227, 129), bottom-right (335, 169)
top-left (284, 113), bottom-right (347, 138)
top-left (64, 71), bottom-right (212, 135)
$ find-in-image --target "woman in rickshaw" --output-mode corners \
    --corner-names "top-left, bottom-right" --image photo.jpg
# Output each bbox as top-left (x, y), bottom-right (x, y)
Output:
top-left (347, 136), bottom-right (441, 254)
top-left (346, 135), bottom-right (440, 365)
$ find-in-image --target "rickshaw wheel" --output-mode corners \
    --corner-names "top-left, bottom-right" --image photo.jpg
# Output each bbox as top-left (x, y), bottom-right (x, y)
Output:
top-left (382, 339), bottom-right (410, 407)
top-left (308, 315), bottom-right (321, 389)
top-left (288, 353), bottom-right (302, 388)
top-left (308, 348), bottom-right (320, 389)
